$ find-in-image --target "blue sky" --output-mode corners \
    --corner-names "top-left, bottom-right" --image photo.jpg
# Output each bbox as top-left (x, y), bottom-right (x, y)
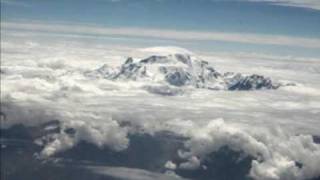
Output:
top-left (1, 0), bottom-right (320, 58)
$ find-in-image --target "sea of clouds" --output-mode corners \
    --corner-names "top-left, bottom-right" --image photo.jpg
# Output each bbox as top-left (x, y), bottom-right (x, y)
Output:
top-left (1, 30), bottom-right (320, 180)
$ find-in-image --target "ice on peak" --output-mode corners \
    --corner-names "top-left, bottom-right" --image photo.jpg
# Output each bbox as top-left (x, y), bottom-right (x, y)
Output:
top-left (139, 46), bottom-right (194, 56)
top-left (86, 51), bottom-right (293, 95)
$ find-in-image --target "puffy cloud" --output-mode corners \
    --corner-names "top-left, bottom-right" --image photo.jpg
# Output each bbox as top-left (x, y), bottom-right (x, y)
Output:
top-left (179, 156), bottom-right (201, 170)
top-left (175, 119), bottom-right (320, 180)
top-left (40, 119), bottom-right (129, 157)
top-left (165, 161), bottom-right (177, 170)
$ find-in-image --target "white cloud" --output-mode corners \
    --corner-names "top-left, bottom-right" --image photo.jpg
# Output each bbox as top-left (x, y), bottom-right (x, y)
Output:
top-left (2, 21), bottom-right (320, 49)
top-left (85, 166), bottom-right (186, 180)
top-left (40, 119), bottom-right (129, 157)
top-left (0, 0), bottom-right (31, 7)
top-left (1, 34), bottom-right (320, 179)
top-left (179, 156), bottom-right (201, 170)
top-left (177, 119), bottom-right (320, 180)
top-left (165, 161), bottom-right (177, 170)
top-left (246, 0), bottom-right (320, 10)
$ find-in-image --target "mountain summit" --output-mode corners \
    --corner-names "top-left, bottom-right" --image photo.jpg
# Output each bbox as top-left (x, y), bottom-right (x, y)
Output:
top-left (86, 49), bottom-right (292, 95)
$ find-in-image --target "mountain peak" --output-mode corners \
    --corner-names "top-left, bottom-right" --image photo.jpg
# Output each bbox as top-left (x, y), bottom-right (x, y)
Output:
top-left (86, 50), bottom-right (294, 95)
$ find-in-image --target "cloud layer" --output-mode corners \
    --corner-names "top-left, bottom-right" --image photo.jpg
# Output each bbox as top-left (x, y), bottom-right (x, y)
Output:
top-left (174, 119), bottom-right (320, 180)
top-left (1, 32), bottom-right (320, 180)
top-left (2, 21), bottom-right (320, 49)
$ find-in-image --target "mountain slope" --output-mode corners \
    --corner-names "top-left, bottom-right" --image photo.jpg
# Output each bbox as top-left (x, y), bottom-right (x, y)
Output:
top-left (86, 52), bottom-right (292, 95)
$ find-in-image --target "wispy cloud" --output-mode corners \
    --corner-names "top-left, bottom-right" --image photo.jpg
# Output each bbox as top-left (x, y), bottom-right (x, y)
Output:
top-left (99, 0), bottom-right (320, 10)
top-left (0, 0), bottom-right (32, 7)
top-left (2, 21), bottom-right (320, 49)
top-left (246, 0), bottom-right (320, 10)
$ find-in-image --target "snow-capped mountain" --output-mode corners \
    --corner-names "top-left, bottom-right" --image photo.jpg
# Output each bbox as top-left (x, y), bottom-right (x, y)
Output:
top-left (86, 51), bottom-right (292, 94)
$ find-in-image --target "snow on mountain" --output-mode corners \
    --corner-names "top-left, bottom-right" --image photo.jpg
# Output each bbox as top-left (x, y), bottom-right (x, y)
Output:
top-left (86, 49), bottom-right (291, 95)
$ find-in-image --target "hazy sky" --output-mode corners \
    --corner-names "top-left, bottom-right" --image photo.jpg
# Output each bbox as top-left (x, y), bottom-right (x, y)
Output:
top-left (1, 0), bottom-right (320, 58)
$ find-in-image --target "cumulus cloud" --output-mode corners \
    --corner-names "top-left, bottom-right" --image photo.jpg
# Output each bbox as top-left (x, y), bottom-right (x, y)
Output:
top-left (179, 156), bottom-right (201, 170)
top-left (175, 119), bottom-right (320, 180)
top-left (165, 161), bottom-right (177, 170)
top-left (40, 119), bottom-right (129, 157)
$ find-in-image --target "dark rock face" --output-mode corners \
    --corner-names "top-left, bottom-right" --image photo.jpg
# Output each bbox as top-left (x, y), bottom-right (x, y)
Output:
top-left (226, 74), bottom-right (277, 90)
top-left (86, 54), bottom-right (293, 94)
top-left (140, 55), bottom-right (169, 64)
top-left (165, 68), bottom-right (192, 86)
